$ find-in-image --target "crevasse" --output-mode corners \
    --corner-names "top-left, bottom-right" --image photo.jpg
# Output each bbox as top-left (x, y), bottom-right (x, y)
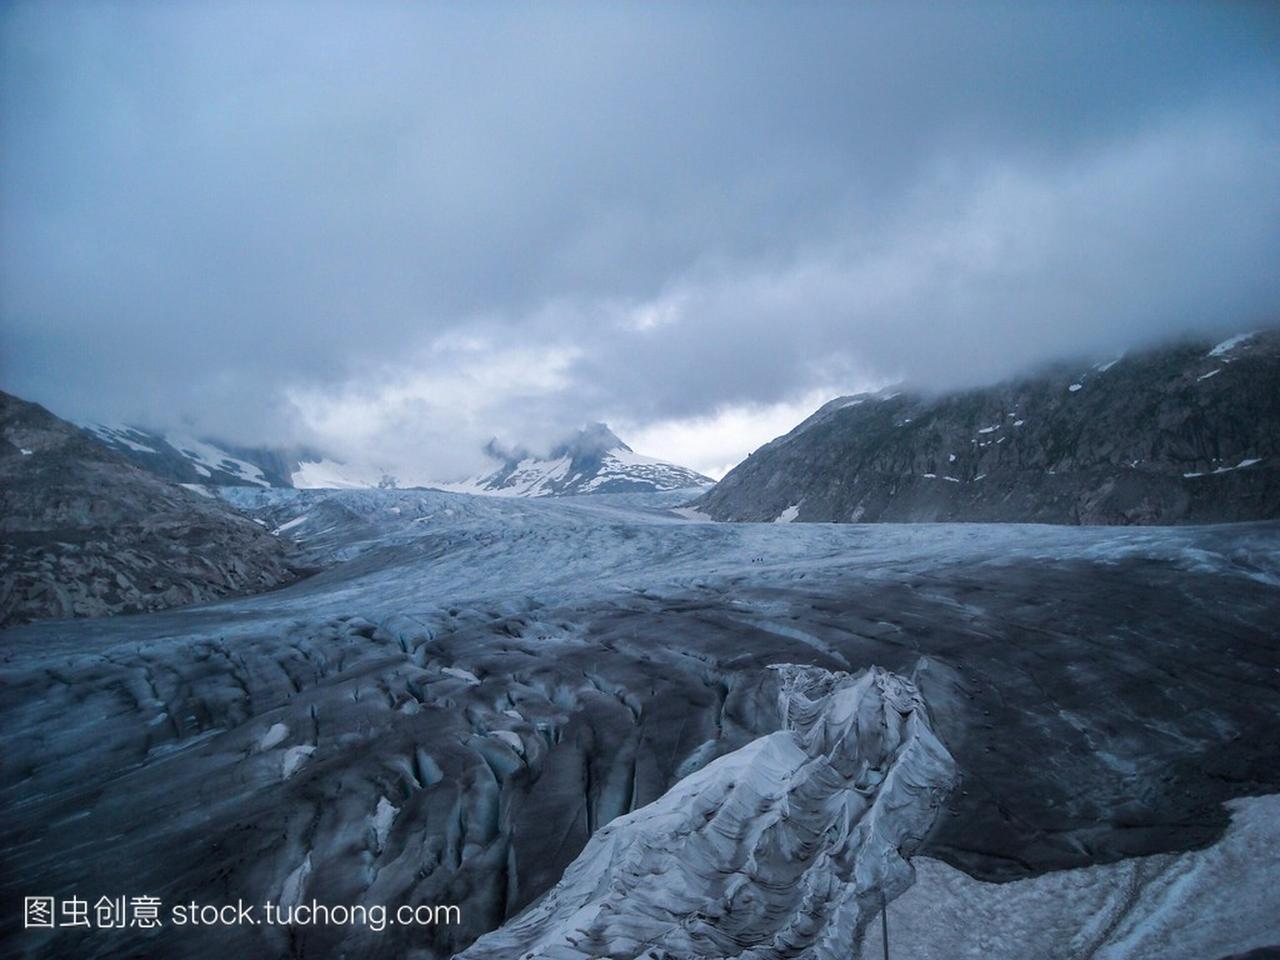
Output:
top-left (459, 663), bottom-right (957, 960)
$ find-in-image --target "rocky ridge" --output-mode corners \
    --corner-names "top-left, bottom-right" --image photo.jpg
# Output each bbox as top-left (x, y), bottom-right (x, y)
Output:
top-left (695, 329), bottom-right (1280, 525)
top-left (1, 391), bottom-right (302, 626)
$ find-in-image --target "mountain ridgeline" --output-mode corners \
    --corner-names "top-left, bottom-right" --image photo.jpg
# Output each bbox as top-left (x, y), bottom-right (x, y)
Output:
top-left (80, 422), bottom-right (339, 489)
top-left (81, 419), bottom-right (712, 497)
top-left (0, 392), bottom-right (302, 627)
top-left (694, 330), bottom-right (1280, 525)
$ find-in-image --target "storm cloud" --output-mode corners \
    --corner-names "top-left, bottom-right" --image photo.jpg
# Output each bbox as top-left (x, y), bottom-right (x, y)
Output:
top-left (3, 1), bottom-right (1278, 476)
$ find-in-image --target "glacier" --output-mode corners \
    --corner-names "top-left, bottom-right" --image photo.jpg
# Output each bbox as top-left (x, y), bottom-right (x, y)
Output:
top-left (2, 486), bottom-right (1279, 958)
top-left (460, 664), bottom-right (955, 960)
top-left (863, 793), bottom-right (1280, 960)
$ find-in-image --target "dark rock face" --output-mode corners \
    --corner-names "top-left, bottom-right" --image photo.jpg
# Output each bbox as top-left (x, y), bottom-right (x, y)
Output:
top-left (695, 330), bottom-right (1280, 524)
top-left (0, 391), bottom-right (303, 626)
top-left (469, 422), bottom-right (713, 496)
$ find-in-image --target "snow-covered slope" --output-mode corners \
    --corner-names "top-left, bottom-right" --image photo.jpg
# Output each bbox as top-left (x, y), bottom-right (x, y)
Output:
top-left (80, 423), bottom-right (428, 491)
top-left (445, 422), bottom-right (713, 497)
top-left (79, 422), bottom-right (292, 487)
top-left (460, 663), bottom-right (955, 960)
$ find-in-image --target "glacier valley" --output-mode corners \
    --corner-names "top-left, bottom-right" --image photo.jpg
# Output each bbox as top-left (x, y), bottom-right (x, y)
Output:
top-left (2, 488), bottom-right (1279, 958)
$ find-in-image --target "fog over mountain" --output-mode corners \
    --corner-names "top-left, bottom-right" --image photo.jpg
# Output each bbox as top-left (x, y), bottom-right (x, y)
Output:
top-left (2, 3), bottom-right (1278, 478)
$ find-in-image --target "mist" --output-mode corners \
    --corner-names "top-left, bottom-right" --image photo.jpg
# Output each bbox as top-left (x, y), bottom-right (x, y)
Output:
top-left (3, 1), bottom-right (1278, 477)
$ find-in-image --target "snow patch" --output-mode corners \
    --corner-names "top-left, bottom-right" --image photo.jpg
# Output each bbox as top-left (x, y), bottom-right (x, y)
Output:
top-left (1208, 331), bottom-right (1257, 357)
top-left (370, 796), bottom-right (398, 852)
top-left (257, 723), bottom-right (289, 751)
top-left (1184, 458), bottom-right (1263, 478)
top-left (441, 666), bottom-right (481, 685)
top-left (490, 730), bottom-right (525, 755)
top-left (171, 435), bottom-right (270, 486)
top-left (671, 506), bottom-right (713, 522)
top-left (271, 515), bottom-right (309, 536)
top-left (281, 745), bottom-right (316, 779)
top-left (84, 423), bottom-right (158, 454)
top-left (773, 503), bottom-right (801, 523)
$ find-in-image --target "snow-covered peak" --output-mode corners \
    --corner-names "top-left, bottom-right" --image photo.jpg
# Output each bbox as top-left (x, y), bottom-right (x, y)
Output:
top-left (445, 423), bottom-right (713, 497)
top-left (551, 421), bottom-right (630, 459)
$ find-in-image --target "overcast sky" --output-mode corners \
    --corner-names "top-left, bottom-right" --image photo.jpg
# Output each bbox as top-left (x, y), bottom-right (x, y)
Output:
top-left (3, 2), bottom-right (1278, 478)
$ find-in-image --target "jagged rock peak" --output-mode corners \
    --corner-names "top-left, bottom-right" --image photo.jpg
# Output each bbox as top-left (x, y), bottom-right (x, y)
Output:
top-left (551, 421), bottom-right (631, 458)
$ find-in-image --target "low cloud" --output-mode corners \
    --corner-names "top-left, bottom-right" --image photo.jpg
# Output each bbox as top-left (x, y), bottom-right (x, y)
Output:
top-left (282, 337), bottom-right (582, 479)
top-left (2, 3), bottom-right (1277, 476)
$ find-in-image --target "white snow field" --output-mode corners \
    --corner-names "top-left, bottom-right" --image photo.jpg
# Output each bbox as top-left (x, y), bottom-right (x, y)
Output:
top-left (2, 486), bottom-right (1279, 958)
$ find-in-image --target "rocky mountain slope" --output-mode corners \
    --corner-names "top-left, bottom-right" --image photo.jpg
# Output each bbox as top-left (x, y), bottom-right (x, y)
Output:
top-left (83, 422), bottom-right (421, 491)
top-left (446, 422), bottom-right (713, 496)
top-left (695, 329), bottom-right (1280, 525)
top-left (1, 391), bottom-right (302, 626)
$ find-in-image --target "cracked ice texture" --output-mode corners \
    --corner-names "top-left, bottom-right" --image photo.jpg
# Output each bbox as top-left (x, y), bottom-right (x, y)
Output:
top-left (460, 664), bottom-right (955, 959)
top-left (862, 794), bottom-right (1280, 960)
